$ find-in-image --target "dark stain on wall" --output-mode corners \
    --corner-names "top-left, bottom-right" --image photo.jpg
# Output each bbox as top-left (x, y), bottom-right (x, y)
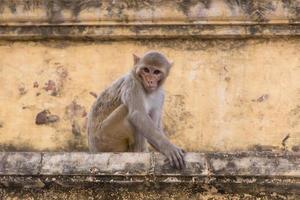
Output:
top-left (163, 94), bottom-right (194, 138)
top-left (177, 0), bottom-right (211, 17)
top-left (0, 0), bottom-right (41, 14)
top-left (251, 94), bottom-right (269, 103)
top-left (22, 0), bottom-right (43, 11)
top-left (89, 91), bottom-right (98, 98)
top-left (124, 0), bottom-right (153, 10)
top-left (0, 143), bottom-right (39, 151)
top-left (105, 1), bottom-right (123, 20)
top-left (45, 0), bottom-right (103, 23)
top-left (0, 0), bottom-right (298, 23)
top-left (288, 105), bottom-right (300, 128)
top-left (225, 0), bottom-right (276, 21)
top-left (248, 144), bottom-right (277, 152)
top-left (63, 101), bottom-right (88, 151)
top-left (0, 0), bottom-right (102, 22)
top-left (18, 84), bottom-right (27, 96)
top-left (65, 101), bottom-right (87, 120)
top-left (35, 110), bottom-right (60, 125)
top-left (43, 80), bottom-right (58, 96)
top-left (66, 120), bottom-right (87, 151)
top-left (282, 0), bottom-right (300, 20)
top-left (71, 121), bottom-right (81, 137)
top-left (7, 1), bottom-right (16, 13)
top-left (292, 145), bottom-right (300, 152)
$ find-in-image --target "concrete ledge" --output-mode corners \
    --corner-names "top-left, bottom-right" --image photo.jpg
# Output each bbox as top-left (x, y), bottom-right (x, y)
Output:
top-left (1, 24), bottom-right (300, 40)
top-left (0, 152), bottom-right (299, 195)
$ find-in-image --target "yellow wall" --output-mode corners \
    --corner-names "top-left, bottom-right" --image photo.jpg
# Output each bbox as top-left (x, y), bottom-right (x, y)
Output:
top-left (0, 38), bottom-right (299, 151)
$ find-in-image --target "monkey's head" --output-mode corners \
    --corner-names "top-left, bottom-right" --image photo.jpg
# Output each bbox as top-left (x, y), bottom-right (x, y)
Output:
top-left (133, 51), bottom-right (173, 93)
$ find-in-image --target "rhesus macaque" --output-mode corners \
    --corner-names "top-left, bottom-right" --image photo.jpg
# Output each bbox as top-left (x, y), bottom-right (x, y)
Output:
top-left (87, 51), bottom-right (185, 169)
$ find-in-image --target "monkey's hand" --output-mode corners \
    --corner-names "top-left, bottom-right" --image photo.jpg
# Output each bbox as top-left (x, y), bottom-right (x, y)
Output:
top-left (161, 142), bottom-right (186, 169)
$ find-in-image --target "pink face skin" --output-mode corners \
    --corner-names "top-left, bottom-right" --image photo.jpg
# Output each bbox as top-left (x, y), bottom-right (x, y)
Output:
top-left (138, 66), bottom-right (163, 93)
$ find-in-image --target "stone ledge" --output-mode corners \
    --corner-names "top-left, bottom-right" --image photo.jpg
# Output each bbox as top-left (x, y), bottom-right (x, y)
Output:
top-left (1, 24), bottom-right (300, 40)
top-left (0, 152), bottom-right (299, 195)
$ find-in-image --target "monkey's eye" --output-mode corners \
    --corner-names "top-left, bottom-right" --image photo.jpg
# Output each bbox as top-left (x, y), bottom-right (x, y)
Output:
top-left (153, 70), bottom-right (161, 75)
top-left (143, 68), bottom-right (150, 73)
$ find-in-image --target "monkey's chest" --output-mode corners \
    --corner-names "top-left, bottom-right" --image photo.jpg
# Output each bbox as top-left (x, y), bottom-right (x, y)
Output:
top-left (144, 94), bottom-right (159, 114)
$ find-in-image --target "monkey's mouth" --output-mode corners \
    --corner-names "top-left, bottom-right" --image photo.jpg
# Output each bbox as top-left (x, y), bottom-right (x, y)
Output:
top-left (146, 84), bottom-right (156, 89)
top-left (148, 86), bottom-right (157, 90)
top-left (144, 84), bottom-right (158, 92)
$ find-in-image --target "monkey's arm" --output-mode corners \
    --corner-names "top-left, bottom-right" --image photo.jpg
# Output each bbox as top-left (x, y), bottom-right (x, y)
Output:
top-left (123, 86), bottom-right (185, 169)
top-left (150, 110), bottom-right (163, 130)
top-left (149, 94), bottom-right (164, 131)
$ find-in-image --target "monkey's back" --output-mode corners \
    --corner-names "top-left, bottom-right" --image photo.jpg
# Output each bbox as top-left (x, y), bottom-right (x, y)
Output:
top-left (87, 75), bottom-right (128, 147)
top-left (88, 76), bottom-right (126, 124)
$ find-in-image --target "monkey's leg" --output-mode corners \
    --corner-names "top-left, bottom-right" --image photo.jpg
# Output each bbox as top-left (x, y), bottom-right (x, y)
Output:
top-left (132, 133), bottom-right (148, 152)
top-left (94, 104), bottom-right (136, 152)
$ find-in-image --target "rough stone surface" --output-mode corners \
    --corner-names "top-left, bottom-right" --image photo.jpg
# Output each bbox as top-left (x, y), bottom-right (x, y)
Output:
top-left (0, 152), bottom-right (299, 198)
top-left (41, 152), bottom-right (151, 175)
top-left (154, 152), bottom-right (208, 176)
top-left (207, 152), bottom-right (300, 176)
top-left (0, 24), bottom-right (299, 40)
top-left (0, 152), bottom-right (41, 175)
top-left (0, 152), bottom-right (299, 190)
top-left (1, 186), bottom-right (298, 200)
top-left (1, 152), bottom-right (298, 177)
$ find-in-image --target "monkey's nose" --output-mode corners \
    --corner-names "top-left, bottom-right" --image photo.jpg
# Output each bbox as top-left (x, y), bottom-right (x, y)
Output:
top-left (149, 81), bottom-right (156, 86)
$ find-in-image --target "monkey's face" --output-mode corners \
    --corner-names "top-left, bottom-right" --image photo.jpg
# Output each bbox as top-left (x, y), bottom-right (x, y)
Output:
top-left (138, 66), bottom-right (164, 93)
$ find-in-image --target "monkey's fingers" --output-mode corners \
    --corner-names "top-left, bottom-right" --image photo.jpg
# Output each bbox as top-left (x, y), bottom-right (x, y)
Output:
top-left (172, 153), bottom-right (181, 169)
top-left (176, 151), bottom-right (185, 169)
top-left (179, 149), bottom-right (185, 157)
top-left (167, 156), bottom-right (174, 168)
top-left (164, 158), bottom-right (169, 164)
top-left (179, 149), bottom-right (186, 167)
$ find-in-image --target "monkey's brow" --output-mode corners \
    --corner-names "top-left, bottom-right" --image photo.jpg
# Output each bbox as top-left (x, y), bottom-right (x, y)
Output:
top-left (148, 65), bottom-right (161, 68)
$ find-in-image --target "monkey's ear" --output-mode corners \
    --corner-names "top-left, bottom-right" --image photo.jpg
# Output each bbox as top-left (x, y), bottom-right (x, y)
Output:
top-left (133, 54), bottom-right (140, 65)
top-left (169, 61), bottom-right (174, 67)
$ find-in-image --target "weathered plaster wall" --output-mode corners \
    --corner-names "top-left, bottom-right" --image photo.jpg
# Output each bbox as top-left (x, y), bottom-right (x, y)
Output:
top-left (1, 0), bottom-right (300, 40)
top-left (0, 0), bottom-right (299, 23)
top-left (0, 0), bottom-right (299, 152)
top-left (0, 38), bottom-right (299, 152)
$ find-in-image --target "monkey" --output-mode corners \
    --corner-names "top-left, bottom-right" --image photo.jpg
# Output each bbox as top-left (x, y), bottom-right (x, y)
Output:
top-left (87, 51), bottom-right (185, 169)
